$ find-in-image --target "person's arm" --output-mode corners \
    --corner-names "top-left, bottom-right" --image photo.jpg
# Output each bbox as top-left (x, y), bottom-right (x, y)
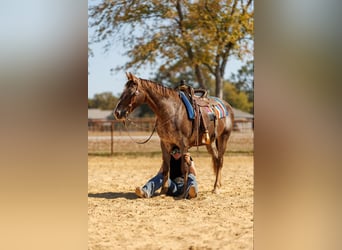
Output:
top-left (189, 161), bottom-right (197, 176)
top-left (184, 153), bottom-right (197, 176)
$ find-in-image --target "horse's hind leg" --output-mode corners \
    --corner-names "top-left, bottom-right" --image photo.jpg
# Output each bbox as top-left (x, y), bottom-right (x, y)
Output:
top-left (215, 132), bottom-right (230, 190)
top-left (206, 140), bottom-right (221, 193)
top-left (207, 131), bottom-right (231, 193)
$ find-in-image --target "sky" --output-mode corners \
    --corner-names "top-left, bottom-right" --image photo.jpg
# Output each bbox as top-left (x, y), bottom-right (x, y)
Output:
top-left (88, 41), bottom-right (245, 98)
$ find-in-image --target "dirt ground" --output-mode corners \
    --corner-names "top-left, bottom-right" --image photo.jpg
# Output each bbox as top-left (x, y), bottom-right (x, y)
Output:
top-left (88, 154), bottom-right (253, 249)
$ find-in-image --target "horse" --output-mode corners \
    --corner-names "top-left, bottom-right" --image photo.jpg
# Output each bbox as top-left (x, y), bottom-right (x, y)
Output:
top-left (114, 72), bottom-right (234, 195)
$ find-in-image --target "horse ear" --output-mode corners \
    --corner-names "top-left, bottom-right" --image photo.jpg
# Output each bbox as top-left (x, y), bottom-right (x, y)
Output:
top-left (131, 73), bottom-right (139, 82)
top-left (126, 72), bottom-right (139, 83)
top-left (126, 72), bottom-right (132, 80)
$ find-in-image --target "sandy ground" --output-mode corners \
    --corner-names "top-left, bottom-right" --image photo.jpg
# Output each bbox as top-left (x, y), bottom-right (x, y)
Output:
top-left (88, 155), bottom-right (253, 249)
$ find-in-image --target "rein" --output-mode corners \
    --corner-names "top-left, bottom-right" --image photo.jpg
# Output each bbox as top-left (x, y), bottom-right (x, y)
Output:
top-left (123, 118), bottom-right (157, 144)
top-left (123, 113), bottom-right (179, 145)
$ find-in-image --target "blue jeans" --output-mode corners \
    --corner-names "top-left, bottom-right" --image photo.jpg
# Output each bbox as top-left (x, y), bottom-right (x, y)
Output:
top-left (142, 173), bottom-right (198, 198)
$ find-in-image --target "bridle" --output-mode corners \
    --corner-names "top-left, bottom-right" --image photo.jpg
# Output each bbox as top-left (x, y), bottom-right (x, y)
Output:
top-left (126, 89), bottom-right (138, 116)
top-left (120, 83), bottom-right (156, 144)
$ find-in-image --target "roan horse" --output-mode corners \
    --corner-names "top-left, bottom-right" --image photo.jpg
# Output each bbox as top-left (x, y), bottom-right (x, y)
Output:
top-left (114, 72), bottom-right (234, 195)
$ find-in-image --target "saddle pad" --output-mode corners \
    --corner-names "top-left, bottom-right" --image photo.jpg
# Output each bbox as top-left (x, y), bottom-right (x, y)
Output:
top-left (179, 91), bottom-right (195, 120)
top-left (201, 106), bottom-right (216, 121)
top-left (207, 97), bottom-right (229, 119)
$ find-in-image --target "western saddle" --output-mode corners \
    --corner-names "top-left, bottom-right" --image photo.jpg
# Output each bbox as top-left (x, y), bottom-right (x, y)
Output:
top-left (175, 81), bottom-right (220, 145)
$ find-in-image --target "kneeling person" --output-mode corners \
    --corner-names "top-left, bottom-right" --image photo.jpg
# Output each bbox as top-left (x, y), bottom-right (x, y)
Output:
top-left (135, 146), bottom-right (198, 199)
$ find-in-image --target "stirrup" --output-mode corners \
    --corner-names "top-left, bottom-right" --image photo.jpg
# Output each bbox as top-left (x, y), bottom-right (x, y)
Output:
top-left (201, 131), bottom-right (210, 144)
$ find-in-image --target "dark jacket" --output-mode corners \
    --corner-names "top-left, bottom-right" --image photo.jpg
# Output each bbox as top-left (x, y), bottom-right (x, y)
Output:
top-left (169, 156), bottom-right (193, 180)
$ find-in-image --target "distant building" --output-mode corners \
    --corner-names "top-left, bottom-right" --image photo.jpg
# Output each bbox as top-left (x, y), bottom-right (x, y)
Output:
top-left (88, 109), bottom-right (114, 120)
top-left (88, 109), bottom-right (114, 130)
top-left (232, 108), bottom-right (254, 131)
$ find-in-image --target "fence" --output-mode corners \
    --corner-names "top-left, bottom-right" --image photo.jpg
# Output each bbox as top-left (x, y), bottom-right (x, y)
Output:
top-left (88, 118), bottom-right (253, 155)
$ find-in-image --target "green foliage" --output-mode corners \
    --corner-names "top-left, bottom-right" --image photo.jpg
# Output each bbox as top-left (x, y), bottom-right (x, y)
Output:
top-left (230, 60), bottom-right (254, 92)
top-left (88, 92), bottom-right (119, 110)
top-left (89, 0), bottom-right (254, 98)
top-left (230, 60), bottom-right (254, 113)
top-left (223, 82), bottom-right (252, 113)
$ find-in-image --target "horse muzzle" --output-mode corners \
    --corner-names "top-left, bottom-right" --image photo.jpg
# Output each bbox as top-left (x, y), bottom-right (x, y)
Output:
top-left (113, 109), bottom-right (127, 120)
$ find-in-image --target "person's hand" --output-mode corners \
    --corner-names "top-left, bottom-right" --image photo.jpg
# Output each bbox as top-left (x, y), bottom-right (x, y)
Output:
top-left (184, 153), bottom-right (191, 166)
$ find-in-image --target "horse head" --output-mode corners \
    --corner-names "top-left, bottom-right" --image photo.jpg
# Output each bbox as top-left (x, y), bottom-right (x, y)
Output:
top-left (113, 72), bottom-right (146, 120)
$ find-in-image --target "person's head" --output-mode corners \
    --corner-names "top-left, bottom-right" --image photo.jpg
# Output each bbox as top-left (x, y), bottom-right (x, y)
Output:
top-left (170, 146), bottom-right (181, 160)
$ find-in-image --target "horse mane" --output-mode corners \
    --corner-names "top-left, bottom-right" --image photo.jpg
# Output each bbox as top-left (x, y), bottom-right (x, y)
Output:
top-left (139, 78), bottom-right (178, 98)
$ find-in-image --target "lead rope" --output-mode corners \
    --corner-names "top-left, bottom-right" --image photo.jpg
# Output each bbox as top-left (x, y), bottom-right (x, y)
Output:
top-left (124, 118), bottom-right (157, 144)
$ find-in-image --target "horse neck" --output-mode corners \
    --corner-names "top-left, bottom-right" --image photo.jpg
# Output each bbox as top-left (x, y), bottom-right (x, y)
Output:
top-left (140, 79), bottom-right (179, 118)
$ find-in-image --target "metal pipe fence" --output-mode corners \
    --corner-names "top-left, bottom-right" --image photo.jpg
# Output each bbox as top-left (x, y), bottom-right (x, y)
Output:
top-left (88, 118), bottom-right (253, 155)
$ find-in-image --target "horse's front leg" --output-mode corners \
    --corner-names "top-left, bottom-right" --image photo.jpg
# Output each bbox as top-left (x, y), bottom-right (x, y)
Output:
top-left (160, 160), bottom-right (169, 194)
top-left (181, 156), bottom-right (190, 198)
top-left (160, 144), bottom-right (171, 194)
top-left (181, 148), bottom-right (191, 198)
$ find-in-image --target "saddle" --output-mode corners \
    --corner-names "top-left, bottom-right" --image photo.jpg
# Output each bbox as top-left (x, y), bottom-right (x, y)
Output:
top-left (176, 82), bottom-right (228, 145)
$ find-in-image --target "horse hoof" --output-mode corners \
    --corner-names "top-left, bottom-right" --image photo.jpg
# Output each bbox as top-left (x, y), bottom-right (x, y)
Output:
top-left (212, 189), bottom-right (220, 194)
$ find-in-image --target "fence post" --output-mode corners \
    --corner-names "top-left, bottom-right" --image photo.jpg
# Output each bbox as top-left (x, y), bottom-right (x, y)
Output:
top-left (110, 121), bottom-right (114, 155)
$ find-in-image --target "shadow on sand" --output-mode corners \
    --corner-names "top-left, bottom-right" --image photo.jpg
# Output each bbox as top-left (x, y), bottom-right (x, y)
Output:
top-left (88, 192), bottom-right (137, 200)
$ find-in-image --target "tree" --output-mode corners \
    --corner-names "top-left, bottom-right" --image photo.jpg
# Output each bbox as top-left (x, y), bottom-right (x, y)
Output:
top-left (223, 81), bottom-right (252, 113)
top-left (230, 60), bottom-right (254, 113)
top-left (191, 0), bottom-right (254, 97)
top-left (89, 0), bottom-right (253, 98)
top-left (88, 92), bottom-right (119, 110)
